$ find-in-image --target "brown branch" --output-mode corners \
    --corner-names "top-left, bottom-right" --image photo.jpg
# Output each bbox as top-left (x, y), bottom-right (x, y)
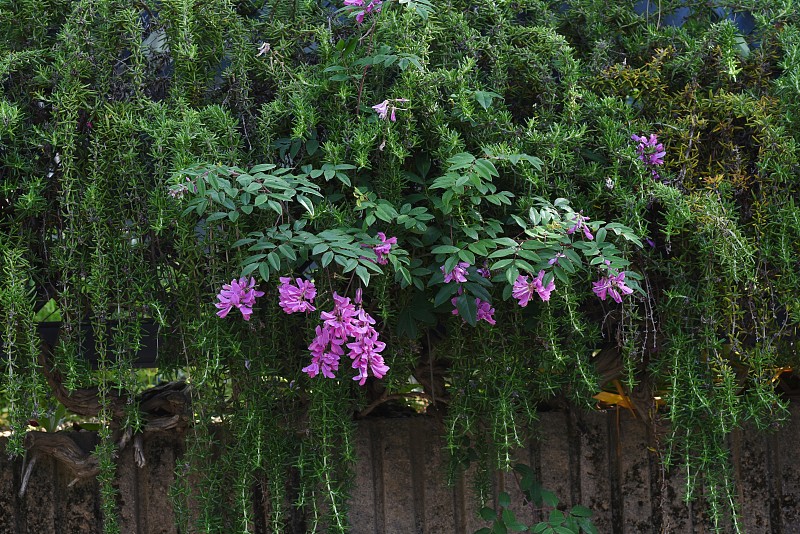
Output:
top-left (37, 350), bottom-right (126, 419)
top-left (356, 392), bottom-right (435, 419)
top-left (24, 432), bottom-right (100, 488)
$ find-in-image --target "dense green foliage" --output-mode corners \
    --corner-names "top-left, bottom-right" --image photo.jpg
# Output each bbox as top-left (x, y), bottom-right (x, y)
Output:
top-left (2, 0), bottom-right (799, 531)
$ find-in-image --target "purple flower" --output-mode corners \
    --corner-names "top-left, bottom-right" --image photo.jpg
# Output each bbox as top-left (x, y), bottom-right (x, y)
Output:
top-left (304, 291), bottom-right (390, 384)
top-left (592, 271), bottom-right (634, 304)
top-left (303, 325), bottom-right (344, 379)
top-left (215, 277), bottom-right (265, 321)
top-left (372, 100), bottom-right (390, 120)
top-left (278, 277), bottom-right (316, 314)
top-left (512, 271), bottom-right (556, 306)
top-left (477, 261), bottom-right (491, 279)
top-left (548, 252), bottom-right (566, 266)
top-left (476, 299), bottom-right (496, 325)
top-left (350, 307), bottom-right (377, 337)
top-left (567, 212), bottom-right (593, 240)
top-left (347, 329), bottom-right (389, 385)
top-left (450, 296), bottom-right (496, 326)
top-left (320, 293), bottom-right (359, 339)
top-left (372, 97), bottom-right (407, 121)
top-left (372, 232), bottom-right (397, 265)
top-left (347, 0), bottom-right (382, 24)
top-left (442, 262), bottom-right (470, 284)
top-left (631, 133), bottom-right (666, 178)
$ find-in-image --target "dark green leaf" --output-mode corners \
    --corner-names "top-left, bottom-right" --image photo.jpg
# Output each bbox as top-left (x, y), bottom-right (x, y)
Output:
top-left (474, 90), bottom-right (502, 110)
top-left (455, 293), bottom-right (477, 326)
top-left (479, 507), bottom-right (496, 522)
top-left (570, 505), bottom-right (592, 518)
top-left (498, 491), bottom-right (511, 508)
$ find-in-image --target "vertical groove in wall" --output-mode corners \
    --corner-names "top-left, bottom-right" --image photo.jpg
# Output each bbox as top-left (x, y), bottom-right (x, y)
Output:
top-left (607, 410), bottom-right (624, 533)
top-left (766, 432), bottom-right (783, 534)
top-left (452, 464), bottom-right (467, 534)
top-left (647, 424), bottom-right (665, 534)
top-left (349, 420), bottom-right (377, 534)
top-left (776, 408), bottom-right (800, 532)
top-left (11, 452), bottom-right (26, 533)
top-left (528, 423), bottom-right (543, 525)
top-left (369, 421), bottom-right (385, 534)
top-left (566, 408), bottom-right (582, 506)
top-left (408, 420), bottom-right (425, 533)
top-left (137, 437), bottom-right (150, 534)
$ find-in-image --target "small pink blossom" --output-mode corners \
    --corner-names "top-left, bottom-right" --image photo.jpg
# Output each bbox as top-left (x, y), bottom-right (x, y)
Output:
top-left (372, 100), bottom-right (390, 120)
top-left (442, 262), bottom-right (470, 284)
top-left (215, 277), bottom-right (265, 320)
top-left (347, 329), bottom-right (388, 385)
top-left (477, 261), bottom-right (491, 278)
top-left (548, 252), bottom-right (566, 265)
top-left (631, 133), bottom-right (666, 178)
top-left (372, 98), bottom-right (408, 121)
top-left (278, 277), bottom-right (316, 314)
top-left (592, 270), bottom-right (634, 304)
top-left (567, 212), bottom-right (593, 240)
top-left (512, 271), bottom-right (555, 306)
top-left (450, 296), bottom-right (496, 326)
top-left (345, 0), bottom-right (382, 24)
top-left (372, 232), bottom-right (397, 265)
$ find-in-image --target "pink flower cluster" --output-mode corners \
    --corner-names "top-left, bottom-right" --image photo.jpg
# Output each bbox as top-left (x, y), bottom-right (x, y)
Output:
top-left (512, 271), bottom-right (556, 306)
top-left (278, 277), bottom-right (316, 314)
top-left (215, 277), bottom-right (265, 320)
top-left (592, 269), bottom-right (634, 304)
top-left (344, 0), bottom-right (382, 23)
top-left (301, 293), bottom-right (389, 385)
top-left (631, 133), bottom-right (666, 179)
top-left (372, 98), bottom-right (409, 122)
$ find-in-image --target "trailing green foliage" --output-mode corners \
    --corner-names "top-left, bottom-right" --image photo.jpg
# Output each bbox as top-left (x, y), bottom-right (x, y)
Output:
top-left (1, 0), bottom-right (799, 532)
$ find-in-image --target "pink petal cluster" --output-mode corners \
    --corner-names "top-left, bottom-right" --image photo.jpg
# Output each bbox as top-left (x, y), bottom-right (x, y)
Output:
top-left (592, 270), bottom-right (634, 304)
top-left (567, 212), bottom-right (593, 240)
top-left (512, 271), bottom-right (555, 306)
top-left (477, 261), bottom-right (491, 279)
top-left (215, 277), bottom-right (265, 321)
top-left (441, 262), bottom-right (470, 284)
top-left (278, 277), bottom-right (317, 314)
top-left (304, 325), bottom-right (344, 379)
top-left (302, 292), bottom-right (389, 384)
top-left (631, 133), bottom-right (666, 178)
top-left (372, 98), bottom-right (409, 121)
top-left (344, 0), bottom-right (382, 23)
top-left (451, 296), bottom-right (496, 325)
top-left (372, 232), bottom-right (397, 265)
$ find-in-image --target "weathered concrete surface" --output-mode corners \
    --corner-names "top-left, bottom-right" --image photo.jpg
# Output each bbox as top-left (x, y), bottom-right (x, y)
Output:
top-left (2, 405), bottom-right (799, 533)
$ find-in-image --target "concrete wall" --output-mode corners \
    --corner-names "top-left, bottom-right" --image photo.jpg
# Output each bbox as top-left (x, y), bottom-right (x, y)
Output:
top-left (1, 406), bottom-right (798, 533)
